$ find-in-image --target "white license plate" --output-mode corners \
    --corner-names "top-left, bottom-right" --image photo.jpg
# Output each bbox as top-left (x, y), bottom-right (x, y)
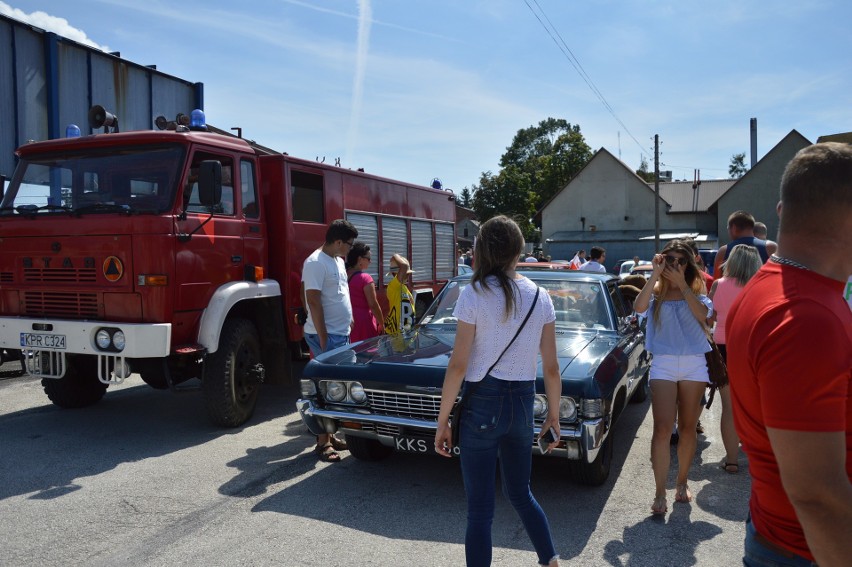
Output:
top-left (394, 436), bottom-right (459, 456)
top-left (20, 332), bottom-right (67, 350)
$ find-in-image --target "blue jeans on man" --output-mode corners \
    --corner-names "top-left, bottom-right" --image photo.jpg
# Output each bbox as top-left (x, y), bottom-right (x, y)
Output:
top-left (459, 375), bottom-right (558, 567)
top-left (304, 333), bottom-right (349, 356)
top-left (743, 514), bottom-right (817, 567)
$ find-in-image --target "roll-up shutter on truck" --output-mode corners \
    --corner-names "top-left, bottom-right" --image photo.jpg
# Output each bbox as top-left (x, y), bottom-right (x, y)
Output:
top-left (435, 223), bottom-right (455, 280)
top-left (410, 221), bottom-right (434, 282)
top-left (346, 212), bottom-right (379, 282)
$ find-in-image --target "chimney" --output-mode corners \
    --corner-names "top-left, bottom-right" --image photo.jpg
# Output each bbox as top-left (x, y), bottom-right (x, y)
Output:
top-left (750, 118), bottom-right (758, 168)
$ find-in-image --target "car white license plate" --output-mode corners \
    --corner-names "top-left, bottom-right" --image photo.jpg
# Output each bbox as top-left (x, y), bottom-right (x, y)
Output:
top-left (20, 332), bottom-right (67, 350)
top-left (394, 436), bottom-right (459, 456)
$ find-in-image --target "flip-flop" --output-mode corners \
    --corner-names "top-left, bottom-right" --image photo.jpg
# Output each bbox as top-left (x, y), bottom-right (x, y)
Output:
top-left (721, 462), bottom-right (739, 474)
top-left (651, 495), bottom-right (667, 516)
top-left (675, 484), bottom-right (692, 503)
top-left (315, 444), bottom-right (341, 462)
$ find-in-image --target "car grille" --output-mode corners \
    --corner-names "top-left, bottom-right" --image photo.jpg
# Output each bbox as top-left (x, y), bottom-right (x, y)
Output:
top-left (365, 389), bottom-right (441, 421)
top-left (23, 291), bottom-right (99, 318)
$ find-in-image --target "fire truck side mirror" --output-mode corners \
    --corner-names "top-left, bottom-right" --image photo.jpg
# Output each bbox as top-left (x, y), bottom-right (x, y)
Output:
top-left (198, 160), bottom-right (223, 207)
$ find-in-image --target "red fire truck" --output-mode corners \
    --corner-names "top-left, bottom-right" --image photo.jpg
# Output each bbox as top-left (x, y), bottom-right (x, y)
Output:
top-left (0, 107), bottom-right (456, 426)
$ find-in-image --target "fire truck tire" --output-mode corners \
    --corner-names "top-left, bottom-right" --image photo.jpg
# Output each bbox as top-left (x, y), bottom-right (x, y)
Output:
top-left (345, 435), bottom-right (394, 461)
top-left (42, 356), bottom-right (108, 409)
top-left (203, 318), bottom-right (261, 427)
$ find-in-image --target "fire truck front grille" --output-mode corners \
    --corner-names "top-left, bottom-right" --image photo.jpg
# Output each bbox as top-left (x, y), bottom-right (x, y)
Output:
top-left (365, 390), bottom-right (441, 421)
top-left (23, 291), bottom-right (99, 318)
top-left (24, 268), bottom-right (98, 283)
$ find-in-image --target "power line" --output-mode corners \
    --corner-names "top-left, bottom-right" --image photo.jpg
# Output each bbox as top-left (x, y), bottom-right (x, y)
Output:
top-left (523, 0), bottom-right (650, 160)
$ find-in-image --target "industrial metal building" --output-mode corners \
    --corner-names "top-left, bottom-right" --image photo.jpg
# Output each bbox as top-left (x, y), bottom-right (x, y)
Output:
top-left (0, 13), bottom-right (203, 180)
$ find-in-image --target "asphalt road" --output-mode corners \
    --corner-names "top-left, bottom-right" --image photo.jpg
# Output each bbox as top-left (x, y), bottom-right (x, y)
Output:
top-left (0, 359), bottom-right (751, 566)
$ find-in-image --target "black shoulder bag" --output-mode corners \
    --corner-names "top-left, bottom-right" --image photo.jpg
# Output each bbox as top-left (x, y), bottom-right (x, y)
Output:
top-left (450, 287), bottom-right (541, 447)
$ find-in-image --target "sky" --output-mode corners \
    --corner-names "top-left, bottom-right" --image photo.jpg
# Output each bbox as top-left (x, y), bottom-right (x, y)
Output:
top-left (2, 0), bottom-right (851, 192)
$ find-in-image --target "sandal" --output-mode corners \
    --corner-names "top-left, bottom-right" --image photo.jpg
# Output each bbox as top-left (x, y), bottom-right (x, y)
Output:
top-left (675, 484), bottom-right (692, 503)
top-left (315, 443), bottom-right (341, 463)
top-left (721, 462), bottom-right (739, 474)
top-left (651, 495), bottom-right (667, 516)
top-left (329, 435), bottom-right (348, 451)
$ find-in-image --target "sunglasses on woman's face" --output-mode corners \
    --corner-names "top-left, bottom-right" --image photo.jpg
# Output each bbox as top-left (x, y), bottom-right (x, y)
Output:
top-left (363, 256), bottom-right (372, 262)
top-left (664, 255), bottom-right (688, 266)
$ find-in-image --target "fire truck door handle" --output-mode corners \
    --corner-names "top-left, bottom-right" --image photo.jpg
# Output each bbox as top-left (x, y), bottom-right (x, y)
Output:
top-left (231, 256), bottom-right (242, 263)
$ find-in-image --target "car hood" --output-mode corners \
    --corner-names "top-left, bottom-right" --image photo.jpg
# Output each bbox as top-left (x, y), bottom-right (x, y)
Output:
top-left (307, 326), bottom-right (621, 396)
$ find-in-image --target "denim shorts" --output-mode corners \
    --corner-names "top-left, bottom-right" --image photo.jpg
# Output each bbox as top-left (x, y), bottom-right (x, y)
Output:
top-left (649, 353), bottom-right (709, 383)
top-left (304, 333), bottom-right (349, 356)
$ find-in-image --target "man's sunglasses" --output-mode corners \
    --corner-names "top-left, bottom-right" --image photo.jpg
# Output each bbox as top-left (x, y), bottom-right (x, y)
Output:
top-left (664, 255), bottom-right (688, 266)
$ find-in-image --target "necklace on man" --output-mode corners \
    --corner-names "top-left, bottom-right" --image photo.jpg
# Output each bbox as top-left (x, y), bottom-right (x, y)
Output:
top-left (770, 255), bottom-right (810, 271)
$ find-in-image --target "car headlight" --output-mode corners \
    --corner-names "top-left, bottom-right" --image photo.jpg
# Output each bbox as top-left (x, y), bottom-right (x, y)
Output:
top-left (559, 397), bottom-right (577, 421)
top-left (533, 395), bottom-right (548, 417)
top-left (112, 330), bottom-right (126, 351)
top-left (349, 382), bottom-right (367, 403)
top-left (95, 330), bottom-right (112, 349)
top-left (325, 381), bottom-right (347, 402)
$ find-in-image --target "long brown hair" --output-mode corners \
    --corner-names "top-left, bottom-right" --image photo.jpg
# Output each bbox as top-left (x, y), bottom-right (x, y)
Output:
top-left (471, 215), bottom-right (525, 318)
top-left (652, 239), bottom-right (706, 326)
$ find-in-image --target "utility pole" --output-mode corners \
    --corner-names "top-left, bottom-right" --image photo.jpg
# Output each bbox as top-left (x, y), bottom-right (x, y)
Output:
top-left (654, 134), bottom-right (660, 251)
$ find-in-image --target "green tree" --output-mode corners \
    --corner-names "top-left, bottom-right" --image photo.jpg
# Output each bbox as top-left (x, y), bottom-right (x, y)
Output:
top-left (635, 156), bottom-right (655, 182)
top-left (458, 186), bottom-right (472, 208)
top-left (471, 167), bottom-right (536, 240)
top-left (498, 118), bottom-right (592, 209)
top-left (729, 152), bottom-right (748, 178)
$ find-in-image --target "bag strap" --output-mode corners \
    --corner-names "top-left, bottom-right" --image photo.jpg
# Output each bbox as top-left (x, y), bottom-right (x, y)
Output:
top-left (463, 286), bottom-right (541, 400)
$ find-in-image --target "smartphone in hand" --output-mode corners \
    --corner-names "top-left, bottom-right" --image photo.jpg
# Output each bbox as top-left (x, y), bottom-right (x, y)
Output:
top-left (537, 427), bottom-right (558, 453)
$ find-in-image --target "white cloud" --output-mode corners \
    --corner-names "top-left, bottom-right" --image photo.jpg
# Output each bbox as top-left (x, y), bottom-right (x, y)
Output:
top-left (0, 1), bottom-right (109, 51)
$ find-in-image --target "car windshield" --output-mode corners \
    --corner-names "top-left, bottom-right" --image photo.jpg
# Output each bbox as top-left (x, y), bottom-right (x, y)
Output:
top-left (0, 145), bottom-right (185, 216)
top-left (419, 278), bottom-right (612, 330)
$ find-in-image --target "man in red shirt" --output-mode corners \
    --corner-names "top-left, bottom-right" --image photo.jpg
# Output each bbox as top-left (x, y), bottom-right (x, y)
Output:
top-left (727, 142), bottom-right (852, 566)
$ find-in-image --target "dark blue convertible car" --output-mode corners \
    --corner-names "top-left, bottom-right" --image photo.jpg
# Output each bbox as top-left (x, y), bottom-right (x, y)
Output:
top-left (297, 271), bottom-right (650, 485)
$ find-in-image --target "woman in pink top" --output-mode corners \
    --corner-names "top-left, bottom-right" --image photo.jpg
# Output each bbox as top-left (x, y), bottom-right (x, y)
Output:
top-left (708, 244), bottom-right (762, 473)
top-left (345, 242), bottom-right (383, 342)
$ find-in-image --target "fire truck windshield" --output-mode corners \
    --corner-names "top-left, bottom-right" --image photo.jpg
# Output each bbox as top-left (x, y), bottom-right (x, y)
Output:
top-left (0, 145), bottom-right (185, 216)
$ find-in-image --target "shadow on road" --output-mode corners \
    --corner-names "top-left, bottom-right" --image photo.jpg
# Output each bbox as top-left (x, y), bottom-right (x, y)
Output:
top-left (223, 392), bottom-right (652, 557)
top-left (0, 377), bottom-right (297, 501)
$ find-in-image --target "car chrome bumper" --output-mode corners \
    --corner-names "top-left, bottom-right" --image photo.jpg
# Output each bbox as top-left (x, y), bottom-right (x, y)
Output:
top-left (296, 398), bottom-right (606, 462)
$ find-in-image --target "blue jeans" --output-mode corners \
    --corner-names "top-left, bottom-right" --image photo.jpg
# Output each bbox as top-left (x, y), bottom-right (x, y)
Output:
top-left (459, 375), bottom-right (558, 567)
top-left (304, 333), bottom-right (349, 356)
top-left (743, 514), bottom-right (817, 567)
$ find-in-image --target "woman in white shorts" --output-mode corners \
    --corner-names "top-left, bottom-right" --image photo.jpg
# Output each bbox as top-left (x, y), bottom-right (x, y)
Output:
top-left (634, 240), bottom-right (712, 515)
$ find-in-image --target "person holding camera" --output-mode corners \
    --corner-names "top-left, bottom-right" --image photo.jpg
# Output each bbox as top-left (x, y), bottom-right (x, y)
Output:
top-left (633, 239), bottom-right (713, 516)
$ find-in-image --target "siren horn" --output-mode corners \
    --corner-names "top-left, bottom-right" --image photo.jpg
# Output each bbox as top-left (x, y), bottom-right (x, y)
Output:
top-left (88, 105), bottom-right (119, 133)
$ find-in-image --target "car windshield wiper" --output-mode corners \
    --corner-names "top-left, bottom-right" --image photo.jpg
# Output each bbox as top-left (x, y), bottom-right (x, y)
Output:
top-left (74, 203), bottom-right (133, 216)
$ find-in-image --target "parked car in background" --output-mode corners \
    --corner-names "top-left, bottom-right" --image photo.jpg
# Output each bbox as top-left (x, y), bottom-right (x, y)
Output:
top-left (297, 271), bottom-right (651, 485)
top-left (630, 264), bottom-right (655, 280)
top-left (618, 260), bottom-right (650, 280)
top-left (514, 261), bottom-right (572, 270)
top-left (457, 263), bottom-right (473, 275)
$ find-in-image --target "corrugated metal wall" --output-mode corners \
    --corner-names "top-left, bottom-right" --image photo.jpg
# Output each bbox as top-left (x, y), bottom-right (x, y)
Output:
top-left (0, 14), bottom-right (202, 179)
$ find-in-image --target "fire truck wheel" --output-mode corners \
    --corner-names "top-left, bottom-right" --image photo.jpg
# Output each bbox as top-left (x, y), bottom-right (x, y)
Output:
top-left (203, 318), bottom-right (261, 427)
top-left (42, 356), bottom-right (108, 409)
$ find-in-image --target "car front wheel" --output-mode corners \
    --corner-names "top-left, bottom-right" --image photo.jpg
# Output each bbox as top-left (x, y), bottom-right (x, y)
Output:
top-left (569, 429), bottom-right (613, 486)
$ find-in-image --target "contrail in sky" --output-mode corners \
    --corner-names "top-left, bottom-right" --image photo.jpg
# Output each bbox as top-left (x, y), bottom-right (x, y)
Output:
top-left (345, 0), bottom-right (371, 169)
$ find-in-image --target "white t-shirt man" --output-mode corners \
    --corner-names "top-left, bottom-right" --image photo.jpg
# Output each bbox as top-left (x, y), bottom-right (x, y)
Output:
top-left (579, 260), bottom-right (607, 273)
top-left (302, 249), bottom-right (352, 336)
